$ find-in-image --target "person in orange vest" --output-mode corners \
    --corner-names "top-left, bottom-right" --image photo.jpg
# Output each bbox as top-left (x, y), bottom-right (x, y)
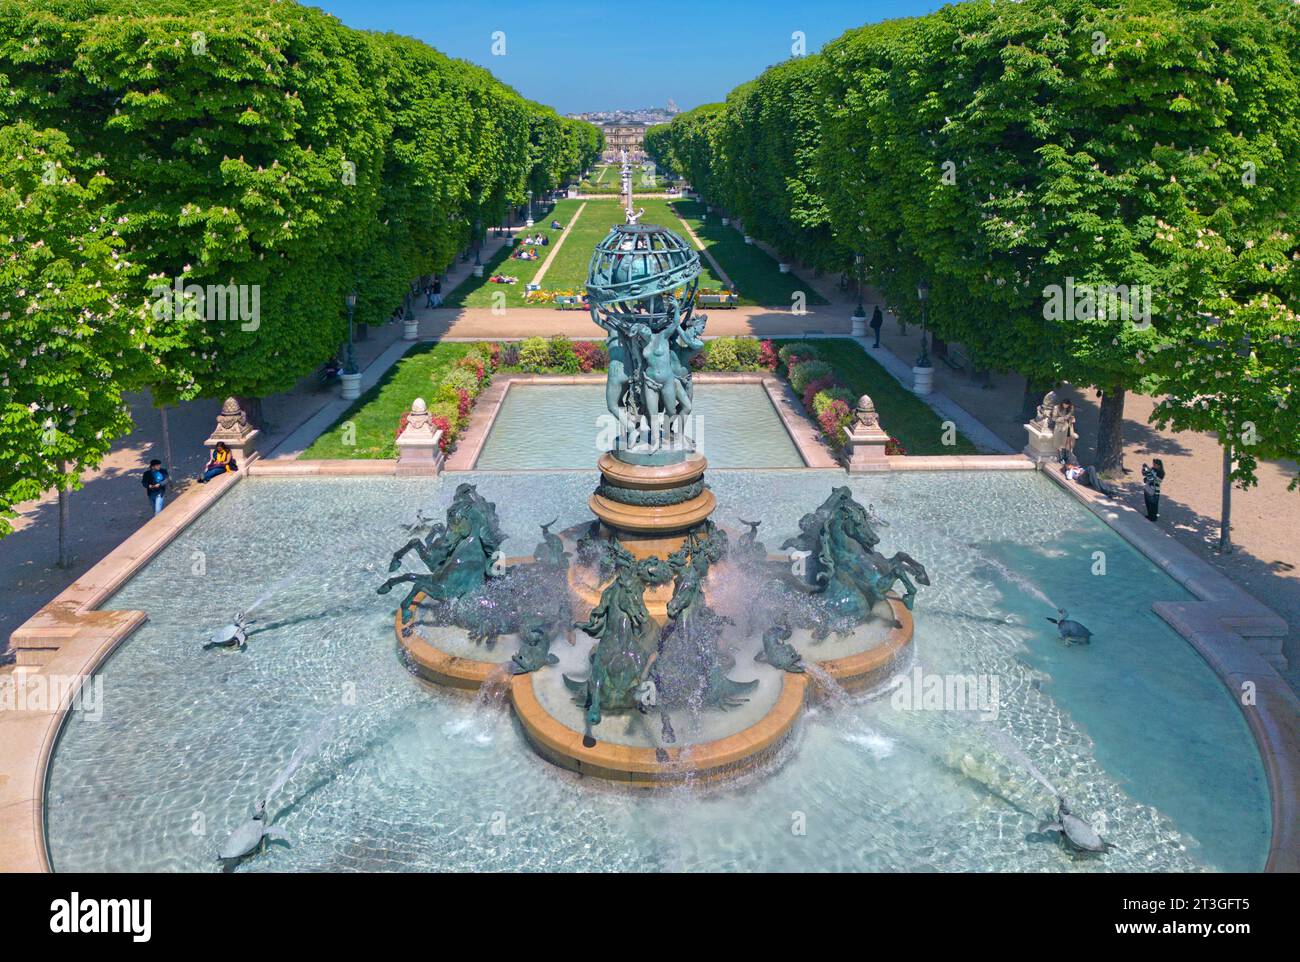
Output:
top-left (198, 441), bottom-right (239, 483)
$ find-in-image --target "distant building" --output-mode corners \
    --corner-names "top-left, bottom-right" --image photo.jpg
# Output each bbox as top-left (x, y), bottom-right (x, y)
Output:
top-left (601, 122), bottom-right (650, 162)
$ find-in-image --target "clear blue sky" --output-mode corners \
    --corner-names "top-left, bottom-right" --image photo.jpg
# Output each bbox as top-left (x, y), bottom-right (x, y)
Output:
top-left (312, 0), bottom-right (943, 114)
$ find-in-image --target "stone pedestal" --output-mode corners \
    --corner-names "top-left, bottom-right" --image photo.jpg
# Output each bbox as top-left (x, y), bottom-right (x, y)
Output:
top-left (1023, 421), bottom-right (1058, 462)
top-left (339, 372), bottom-right (362, 401)
top-left (850, 311), bottom-right (867, 337)
top-left (844, 395), bottom-right (891, 472)
top-left (912, 365), bottom-right (934, 396)
top-left (402, 318), bottom-right (419, 341)
top-left (395, 398), bottom-right (445, 474)
top-left (584, 452), bottom-right (716, 622)
top-left (204, 397), bottom-right (261, 465)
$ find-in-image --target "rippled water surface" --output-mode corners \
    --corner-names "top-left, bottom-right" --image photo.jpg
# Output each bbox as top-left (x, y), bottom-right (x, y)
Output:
top-left (45, 471), bottom-right (1270, 872)
top-left (474, 383), bottom-right (804, 468)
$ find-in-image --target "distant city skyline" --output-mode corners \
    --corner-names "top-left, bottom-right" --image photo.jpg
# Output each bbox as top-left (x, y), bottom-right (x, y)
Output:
top-left (312, 1), bottom-right (943, 114)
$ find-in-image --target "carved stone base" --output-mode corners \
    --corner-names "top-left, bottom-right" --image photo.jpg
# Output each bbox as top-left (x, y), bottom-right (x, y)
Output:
top-left (578, 452), bottom-right (717, 622)
top-left (1023, 422), bottom-right (1058, 463)
top-left (587, 452), bottom-right (715, 536)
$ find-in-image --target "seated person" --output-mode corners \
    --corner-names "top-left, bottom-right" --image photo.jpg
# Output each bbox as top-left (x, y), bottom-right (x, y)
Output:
top-left (550, 220), bottom-right (562, 230)
top-left (199, 441), bottom-right (239, 484)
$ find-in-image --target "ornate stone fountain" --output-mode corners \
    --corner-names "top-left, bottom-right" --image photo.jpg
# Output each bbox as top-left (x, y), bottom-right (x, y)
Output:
top-left (380, 207), bottom-right (928, 786)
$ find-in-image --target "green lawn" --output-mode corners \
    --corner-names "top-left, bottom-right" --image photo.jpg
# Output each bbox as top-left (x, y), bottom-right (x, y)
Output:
top-left (668, 199), bottom-right (827, 308)
top-left (298, 337), bottom-right (973, 461)
top-left (443, 196), bottom-right (826, 312)
top-left (443, 199), bottom-right (585, 308)
top-left (300, 341), bottom-right (474, 459)
top-left (800, 339), bottom-right (977, 455)
top-left (579, 163), bottom-right (667, 193)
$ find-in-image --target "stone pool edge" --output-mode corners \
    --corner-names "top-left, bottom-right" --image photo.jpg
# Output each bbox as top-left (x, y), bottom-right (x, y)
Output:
top-left (444, 371), bottom-right (840, 470)
top-left (0, 467), bottom-right (245, 872)
top-left (1041, 464), bottom-right (1297, 873)
top-left (3, 460), bottom-right (1293, 872)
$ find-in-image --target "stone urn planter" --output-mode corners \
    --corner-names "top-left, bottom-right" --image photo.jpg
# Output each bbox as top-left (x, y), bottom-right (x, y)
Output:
top-left (472, 264), bottom-right (484, 277)
top-left (911, 365), bottom-right (934, 396)
top-left (743, 235), bottom-right (753, 245)
top-left (403, 317), bottom-right (419, 340)
top-left (340, 372), bottom-right (362, 401)
top-left (851, 310), bottom-right (867, 338)
top-left (721, 217), bottom-right (730, 226)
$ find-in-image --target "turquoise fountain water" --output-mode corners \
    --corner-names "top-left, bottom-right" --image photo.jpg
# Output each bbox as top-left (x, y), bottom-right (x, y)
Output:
top-left (474, 382), bottom-right (803, 469)
top-left (43, 470), bottom-right (1270, 872)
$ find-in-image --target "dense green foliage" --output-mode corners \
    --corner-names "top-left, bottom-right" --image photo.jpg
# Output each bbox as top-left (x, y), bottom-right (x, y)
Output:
top-left (645, 0), bottom-right (1300, 482)
top-left (0, 122), bottom-right (144, 533)
top-left (0, 0), bottom-right (597, 522)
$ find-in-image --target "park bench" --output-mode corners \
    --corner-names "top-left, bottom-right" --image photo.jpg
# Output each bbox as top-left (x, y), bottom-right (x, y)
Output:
top-left (941, 343), bottom-right (970, 372)
top-left (554, 295), bottom-right (588, 311)
top-left (697, 293), bottom-right (739, 309)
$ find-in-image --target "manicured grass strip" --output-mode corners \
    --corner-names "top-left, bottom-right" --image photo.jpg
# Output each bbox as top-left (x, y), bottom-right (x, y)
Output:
top-left (670, 199), bottom-right (828, 308)
top-left (443, 200), bottom-right (585, 308)
top-left (301, 342), bottom-right (474, 459)
top-left (537, 198), bottom-right (632, 295)
top-left (801, 338), bottom-right (977, 455)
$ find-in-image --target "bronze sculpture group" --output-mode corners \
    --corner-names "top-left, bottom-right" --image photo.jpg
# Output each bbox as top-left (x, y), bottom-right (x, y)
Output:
top-left (378, 482), bottom-right (929, 748)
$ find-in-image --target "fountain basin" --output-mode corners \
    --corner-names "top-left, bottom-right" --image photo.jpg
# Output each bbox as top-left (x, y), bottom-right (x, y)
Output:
top-left (512, 669), bottom-right (809, 787)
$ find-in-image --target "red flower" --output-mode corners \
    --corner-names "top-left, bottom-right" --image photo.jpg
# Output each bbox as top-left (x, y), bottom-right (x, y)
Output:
top-left (573, 340), bottom-right (607, 372)
top-left (456, 388), bottom-right (472, 418)
top-left (759, 339), bottom-right (779, 371)
top-left (817, 399), bottom-right (853, 447)
top-left (885, 437), bottom-right (907, 456)
top-left (431, 415), bottom-right (453, 452)
top-left (802, 375), bottom-right (837, 412)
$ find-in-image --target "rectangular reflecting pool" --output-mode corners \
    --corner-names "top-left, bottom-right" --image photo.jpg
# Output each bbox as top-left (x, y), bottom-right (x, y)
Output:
top-left (474, 382), bottom-right (805, 469)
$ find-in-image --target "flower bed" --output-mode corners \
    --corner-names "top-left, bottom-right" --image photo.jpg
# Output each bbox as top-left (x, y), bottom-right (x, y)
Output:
top-left (308, 337), bottom-right (790, 461)
top-left (775, 341), bottom-right (906, 456)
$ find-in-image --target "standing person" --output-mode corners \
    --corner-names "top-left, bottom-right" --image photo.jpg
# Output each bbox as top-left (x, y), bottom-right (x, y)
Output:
top-left (198, 442), bottom-right (238, 484)
top-left (1142, 459), bottom-right (1165, 521)
top-left (424, 283), bottom-right (434, 308)
top-left (1053, 399), bottom-right (1078, 460)
top-left (869, 305), bottom-right (884, 349)
top-left (141, 459), bottom-right (169, 515)
top-left (432, 277), bottom-right (443, 307)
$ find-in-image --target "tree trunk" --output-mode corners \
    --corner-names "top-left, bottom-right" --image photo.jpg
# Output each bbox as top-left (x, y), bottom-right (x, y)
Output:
top-left (1020, 377), bottom-right (1053, 424)
top-left (56, 459), bottom-right (72, 569)
top-left (1219, 443), bottom-right (1233, 553)
top-left (1095, 386), bottom-right (1126, 474)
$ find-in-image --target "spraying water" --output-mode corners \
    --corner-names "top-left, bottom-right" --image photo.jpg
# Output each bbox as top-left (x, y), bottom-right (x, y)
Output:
top-left (443, 665), bottom-right (512, 744)
top-left (986, 727), bottom-right (1060, 799)
top-left (263, 710), bottom-right (341, 804)
top-left (971, 554), bottom-right (1059, 611)
top-left (802, 661), bottom-right (897, 759)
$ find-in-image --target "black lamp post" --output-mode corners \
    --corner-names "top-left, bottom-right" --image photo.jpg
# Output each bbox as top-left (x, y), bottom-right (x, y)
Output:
top-left (473, 219), bottom-right (482, 267)
top-left (915, 280), bottom-right (932, 368)
top-left (344, 290), bottom-right (358, 374)
top-left (404, 280), bottom-right (416, 321)
top-left (854, 253), bottom-right (866, 318)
